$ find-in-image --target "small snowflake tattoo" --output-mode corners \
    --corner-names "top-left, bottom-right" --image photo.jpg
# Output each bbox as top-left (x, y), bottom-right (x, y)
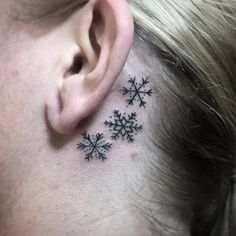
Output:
top-left (77, 132), bottom-right (112, 161)
top-left (121, 76), bottom-right (153, 108)
top-left (104, 110), bottom-right (143, 143)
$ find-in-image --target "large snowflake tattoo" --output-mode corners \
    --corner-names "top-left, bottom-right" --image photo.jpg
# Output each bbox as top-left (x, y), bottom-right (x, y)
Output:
top-left (121, 76), bottom-right (153, 108)
top-left (77, 132), bottom-right (112, 161)
top-left (104, 110), bottom-right (143, 143)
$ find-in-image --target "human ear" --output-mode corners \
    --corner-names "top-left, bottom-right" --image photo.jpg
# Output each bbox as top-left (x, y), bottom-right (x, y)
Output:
top-left (46, 0), bottom-right (134, 134)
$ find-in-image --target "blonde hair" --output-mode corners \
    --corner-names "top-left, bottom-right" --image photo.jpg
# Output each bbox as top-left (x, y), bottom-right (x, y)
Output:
top-left (127, 0), bottom-right (236, 235)
top-left (129, 0), bottom-right (235, 122)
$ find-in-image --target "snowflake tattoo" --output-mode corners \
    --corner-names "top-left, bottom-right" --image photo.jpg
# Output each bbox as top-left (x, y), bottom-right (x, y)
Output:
top-left (77, 132), bottom-right (112, 161)
top-left (104, 110), bottom-right (143, 143)
top-left (121, 76), bottom-right (153, 108)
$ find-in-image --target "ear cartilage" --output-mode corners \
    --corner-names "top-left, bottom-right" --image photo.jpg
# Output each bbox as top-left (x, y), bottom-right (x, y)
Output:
top-left (77, 132), bottom-right (112, 161)
top-left (104, 110), bottom-right (143, 143)
top-left (120, 76), bottom-right (153, 108)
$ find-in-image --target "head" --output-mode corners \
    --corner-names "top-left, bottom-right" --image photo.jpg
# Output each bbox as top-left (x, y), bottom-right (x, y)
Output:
top-left (0, 0), bottom-right (235, 235)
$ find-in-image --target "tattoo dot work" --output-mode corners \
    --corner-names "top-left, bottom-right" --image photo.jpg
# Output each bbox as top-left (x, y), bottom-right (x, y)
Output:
top-left (121, 76), bottom-right (153, 108)
top-left (77, 132), bottom-right (112, 161)
top-left (104, 110), bottom-right (143, 143)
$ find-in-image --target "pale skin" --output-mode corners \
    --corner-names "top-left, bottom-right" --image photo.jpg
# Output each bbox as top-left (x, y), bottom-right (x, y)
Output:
top-left (0, 0), bottom-right (153, 235)
top-left (0, 1), bottom-right (188, 235)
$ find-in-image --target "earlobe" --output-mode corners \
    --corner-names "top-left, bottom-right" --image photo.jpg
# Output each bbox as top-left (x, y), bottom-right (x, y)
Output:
top-left (46, 0), bottom-right (134, 134)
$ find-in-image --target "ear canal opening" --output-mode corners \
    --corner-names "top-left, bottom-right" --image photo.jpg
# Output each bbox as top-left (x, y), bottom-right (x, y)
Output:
top-left (65, 54), bottom-right (83, 77)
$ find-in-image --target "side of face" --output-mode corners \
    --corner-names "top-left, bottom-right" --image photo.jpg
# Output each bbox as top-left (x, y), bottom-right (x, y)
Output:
top-left (0, 1), bottom-right (154, 235)
top-left (0, 0), bottom-right (136, 168)
top-left (0, 14), bottom-right (82, 235)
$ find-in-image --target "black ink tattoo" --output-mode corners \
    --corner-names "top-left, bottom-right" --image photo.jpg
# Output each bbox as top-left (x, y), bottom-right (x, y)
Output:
top-left (104, 110), bottom-right (143, 143)
top-left (121, 76), bottom-right (153, 108)
top-left (77, 132), bottom-right (112, 161)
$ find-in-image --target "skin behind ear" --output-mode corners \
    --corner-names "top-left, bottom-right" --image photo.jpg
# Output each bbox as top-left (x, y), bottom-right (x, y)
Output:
top-left (46, 0), bottom-right (134, 134)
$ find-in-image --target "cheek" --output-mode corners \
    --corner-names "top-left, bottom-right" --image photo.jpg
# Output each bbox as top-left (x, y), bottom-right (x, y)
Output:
top-left (0, 44), bottom-right (54, 147)
top-left (0, 27), bottom-right (70, 152)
